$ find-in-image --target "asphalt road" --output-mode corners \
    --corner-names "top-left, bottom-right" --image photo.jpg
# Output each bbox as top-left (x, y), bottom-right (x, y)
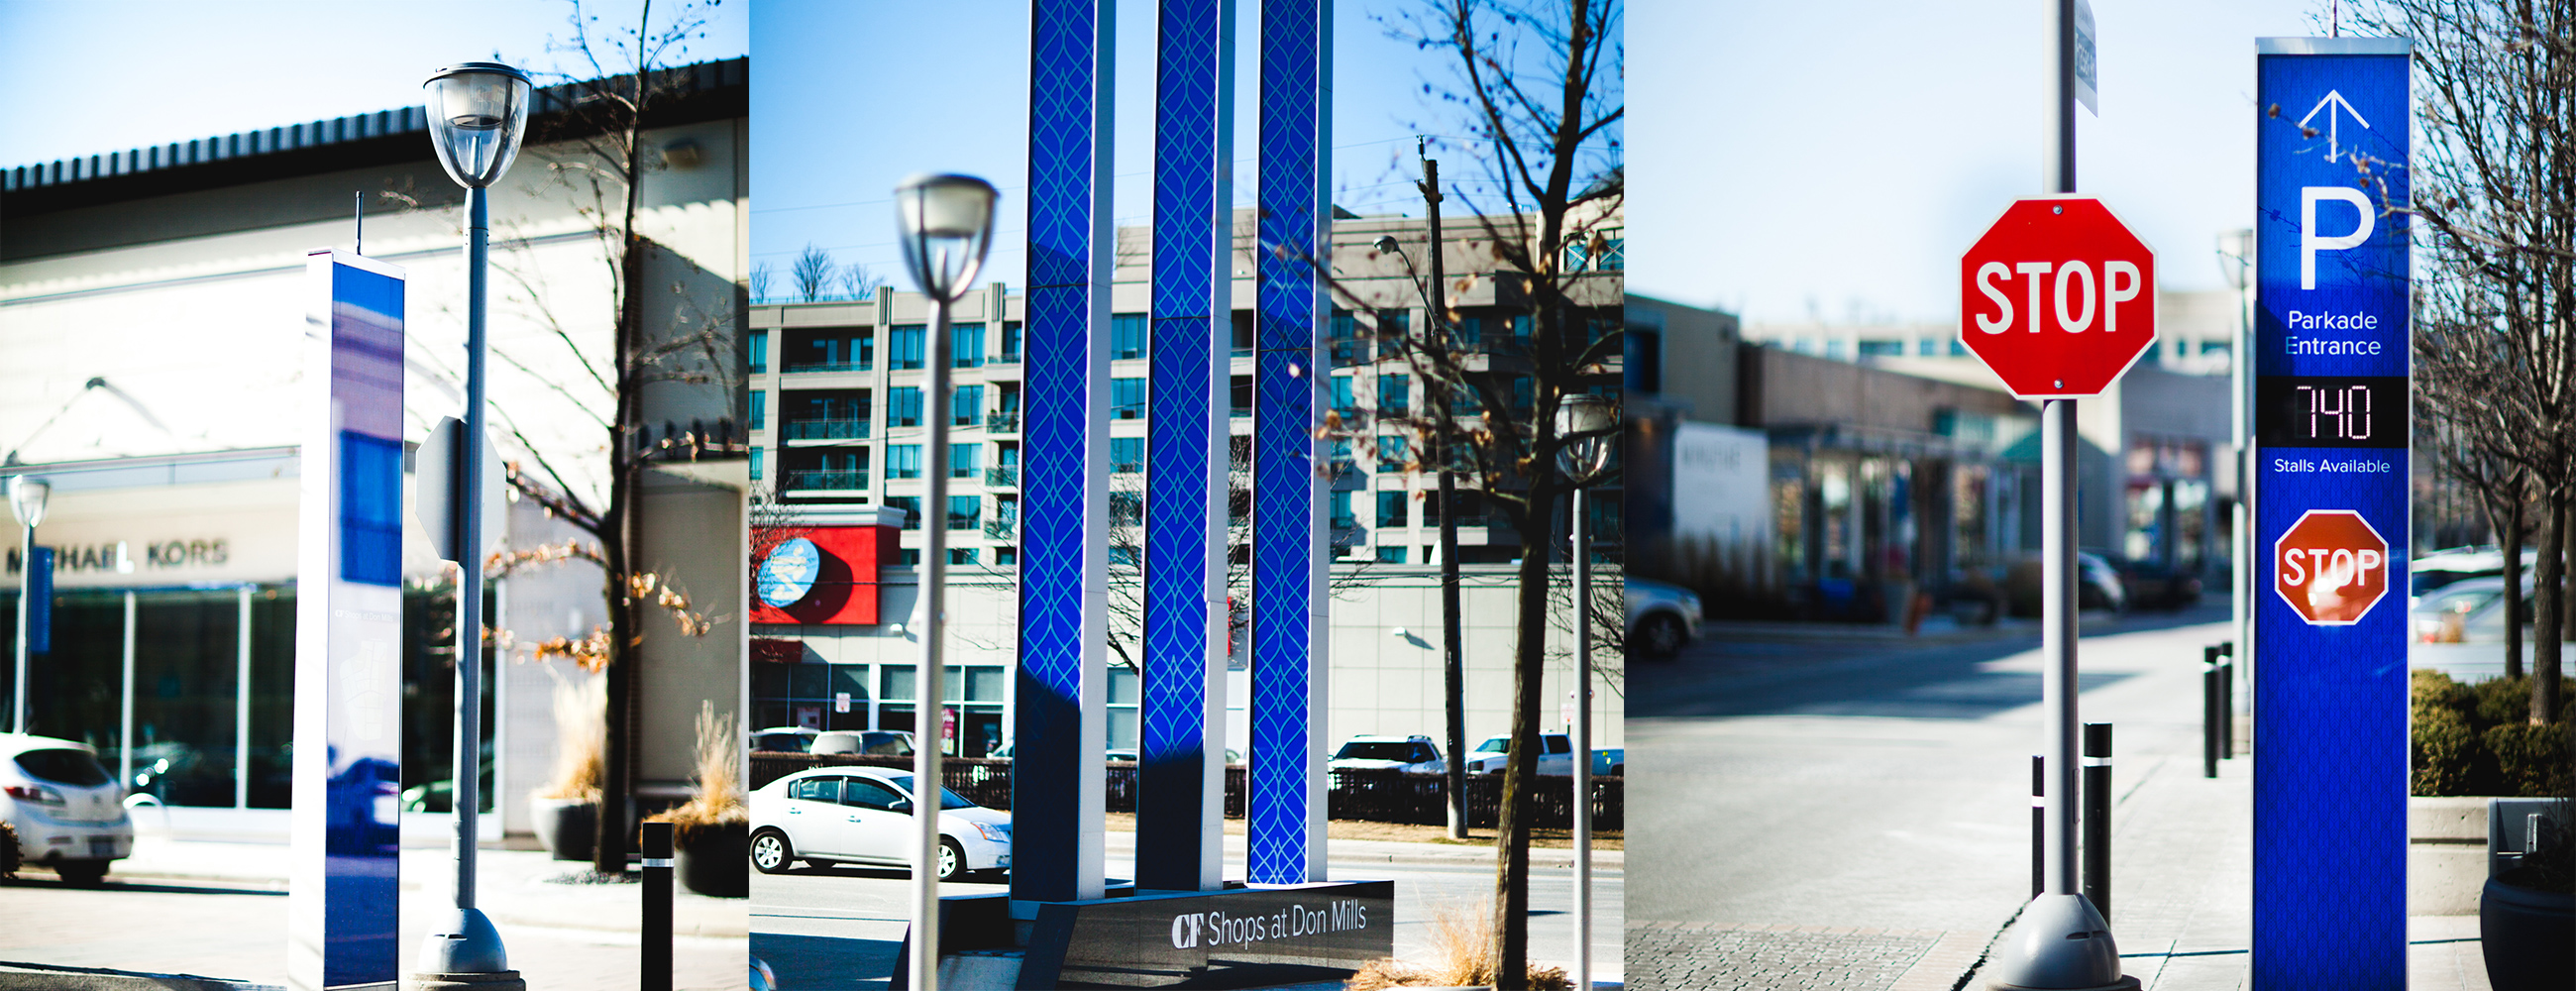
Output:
top-left (751, 846), bottom-right (1625, 989)
top-left (1626, 606), bottom-right (2229, 936)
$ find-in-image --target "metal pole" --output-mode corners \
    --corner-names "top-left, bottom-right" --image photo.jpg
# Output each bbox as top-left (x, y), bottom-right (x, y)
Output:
top-left (2202, 646), bottom-right (2220, 779)
top-left (642, 821), bottom-right (673, 991)
top-left (2082, 722), bottom-right (2111, 923)
top-left (2043, 397), bottom-right (2078, 898)
top-left (12, 521), bottom-right (27, 734)
top-left (910, 296), bottom-right (954, 991)
top-left (1424, 148), bottom-right (1469, 842)
top-left (1571, 485), bottom-right (1592, 990)
top-left (120, 592), bottom-right (134, 789)
top-left (2218, 642), bottom-right (2234, 758)
top-left (2030, 754), bottom-right (2045, 900)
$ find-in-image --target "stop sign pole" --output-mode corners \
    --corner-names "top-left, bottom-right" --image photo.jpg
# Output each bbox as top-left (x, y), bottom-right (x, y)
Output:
top-left (1966, 3), bottom-right (2141, 988)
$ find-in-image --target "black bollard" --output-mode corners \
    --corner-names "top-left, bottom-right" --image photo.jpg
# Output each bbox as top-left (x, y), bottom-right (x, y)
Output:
top-left (2201, 644), bottom-right (2221, 779)
top-left (2082, 722), bottom-right (2112, 923)
top-left (643, 821), bottom-right (673, 991)
top-left (2217, 641), bottom-right (2235, 759)
top-left (2030, 754), bottom-right (2045, 900)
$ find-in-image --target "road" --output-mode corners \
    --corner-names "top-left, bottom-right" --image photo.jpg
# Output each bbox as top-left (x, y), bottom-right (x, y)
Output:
top-left (751, 842), bottom-right (1625, 989)
top-left (1624, 606), bottom-right (2233, 987)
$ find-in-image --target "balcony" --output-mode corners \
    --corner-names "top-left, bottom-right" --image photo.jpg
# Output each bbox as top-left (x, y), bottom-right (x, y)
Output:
top-left (783, 360), bottom-right (871, 375)
top-left (1330, 514), bottom-right (1360, 532)
top-left (784, 469), bottom-right (869, 492)
top-left (947, 512), bottom-right (982, 531)
top-left (988, 410), bottom-right (1020, 433)
top-left (986, 466), bottom-right (1020, 488)
top-left (782, 418), bottom-right (870, 441)
top-left (989, 351), bottom-right (1023, 367)
top-left (985, 518), bottom-right (1018, 540)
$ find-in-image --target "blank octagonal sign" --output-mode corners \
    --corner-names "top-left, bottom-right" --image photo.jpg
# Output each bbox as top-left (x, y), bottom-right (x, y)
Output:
top-left (2274, 509), bottom-right (2392, 625)
top-left (1958, 196), bottom-right (2159, 398)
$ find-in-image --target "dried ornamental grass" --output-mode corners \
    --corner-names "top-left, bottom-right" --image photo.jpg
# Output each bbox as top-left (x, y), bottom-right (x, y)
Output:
top-left (1345, 904), bottom-right (1568, 990)
top-left (532, 668), bottom-right (604, 802)
top-left (645, 701), bottom-right (748, 844)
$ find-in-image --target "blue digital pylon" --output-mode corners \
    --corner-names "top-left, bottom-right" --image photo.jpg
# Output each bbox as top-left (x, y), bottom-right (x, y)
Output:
top-left (1138, 0), bottom-right (1234, 894)
top-left (1018, 0), bottom-right (1113, 905)
top-left (1249, 0), bottom-right (1331, 886)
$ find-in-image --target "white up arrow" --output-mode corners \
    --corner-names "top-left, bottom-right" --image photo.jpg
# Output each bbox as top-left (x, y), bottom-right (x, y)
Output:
top-left (2298, 90), bottom-right (2372, 164)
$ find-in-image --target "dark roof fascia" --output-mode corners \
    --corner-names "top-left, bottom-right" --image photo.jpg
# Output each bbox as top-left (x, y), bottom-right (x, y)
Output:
top-left (2, 57), bottom-right (745, 219)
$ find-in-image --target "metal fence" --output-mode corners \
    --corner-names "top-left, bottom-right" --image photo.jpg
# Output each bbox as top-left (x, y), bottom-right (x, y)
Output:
top-left (747, 754), bottom-right (1621, 831)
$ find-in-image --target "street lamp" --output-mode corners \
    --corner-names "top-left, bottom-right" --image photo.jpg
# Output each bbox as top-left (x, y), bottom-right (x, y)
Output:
top-left (419, 59), bottom-right (530, 983)
top-left (893, 172), bottom-right (997, 991)
top-left (1554, 392), bottom-right (1616, 991)
top-left (10, 476), bottom-right (49, 735)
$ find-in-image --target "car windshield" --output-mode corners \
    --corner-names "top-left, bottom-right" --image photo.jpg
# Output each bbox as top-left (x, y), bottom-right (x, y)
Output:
top-left (1335, 741), bottom-right (1421, 761)
top-left (14, 748), bottom-right (111, 787)
top-left (888, 775), bottom-right (977, 810)
top-left (2417, 588), bottom-right (2499, 617)
top-left (1473, 738), bottom-right (1509, 754)
top-left (752, 733), bottom-right (810, 753)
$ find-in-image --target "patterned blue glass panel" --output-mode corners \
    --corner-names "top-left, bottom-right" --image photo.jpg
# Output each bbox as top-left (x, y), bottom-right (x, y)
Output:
top-left (1019, 0), bottom-right (1108, 905)
top-left (1249, 0), bottom-right (1326, 887)
top-left (1138, 0), bottom-right (1232, 893)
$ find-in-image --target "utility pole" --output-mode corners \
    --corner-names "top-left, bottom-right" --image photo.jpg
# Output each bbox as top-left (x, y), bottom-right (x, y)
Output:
top-left (1421, 138), bottom-right (1469, 841)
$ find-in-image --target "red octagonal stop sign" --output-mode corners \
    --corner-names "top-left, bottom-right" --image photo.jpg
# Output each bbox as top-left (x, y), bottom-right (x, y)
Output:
top-left (2275, 509), bottom-right (2392, 625)
top-left (1959, 196), bottom-right (2158, 398)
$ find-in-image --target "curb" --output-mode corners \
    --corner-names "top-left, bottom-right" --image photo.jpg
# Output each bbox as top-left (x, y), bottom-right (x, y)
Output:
top-left (0, 963), bottom-right (281, 991)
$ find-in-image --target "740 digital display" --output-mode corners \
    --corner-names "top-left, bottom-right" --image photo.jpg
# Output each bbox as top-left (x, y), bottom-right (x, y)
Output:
top-left (2257, 376), bottom-right (2408, 449)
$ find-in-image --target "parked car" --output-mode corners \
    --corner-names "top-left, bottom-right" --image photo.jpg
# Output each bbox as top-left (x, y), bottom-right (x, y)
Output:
top-left (1594, 748), bottom-right (1625, 777)
top-left (1626, 577), bottom-right (1703, 660)
top-left (1328, 734), bottom-right (1444, 774)
top-left (2413, 575), bottom-right (2522, 643)
top-left (748, 727), bottom-right (820, 754)
top-left (2411, 545), bottom-right (2521, 606)
top-left (748, 766), bottom-right (1010, 881)
top-left (2077, 552), bottom-right (2128, 612)
top-left (1462, 732), bottom-right (1574, 776)
top-left (808, 730), bottom-right (915, 757)
top-left (2107, 556), bottom-right (2203, 610)
top-left (2, 733), bottom-right (132, 885)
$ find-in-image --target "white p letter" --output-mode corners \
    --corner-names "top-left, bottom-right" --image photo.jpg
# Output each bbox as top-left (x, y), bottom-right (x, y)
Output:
top-left (2303, 187), bottom-right (2375, 290)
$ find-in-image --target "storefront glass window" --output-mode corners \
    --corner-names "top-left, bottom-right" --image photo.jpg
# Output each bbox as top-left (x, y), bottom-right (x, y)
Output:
top-left (130, 589), bottom-right (241, 808)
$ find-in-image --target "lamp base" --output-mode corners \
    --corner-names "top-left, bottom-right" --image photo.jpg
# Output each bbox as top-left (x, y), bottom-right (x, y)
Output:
top-left (404, 972), bottom-right (526, 991)
top-left (1981, 894), bottom-right (2131, 990)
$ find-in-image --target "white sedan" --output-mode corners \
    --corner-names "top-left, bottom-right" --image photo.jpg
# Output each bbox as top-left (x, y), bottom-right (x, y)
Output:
top-left (2, 733), bottom-right (133, 885)
top-left (748, 766), bottom-right (1010, 881)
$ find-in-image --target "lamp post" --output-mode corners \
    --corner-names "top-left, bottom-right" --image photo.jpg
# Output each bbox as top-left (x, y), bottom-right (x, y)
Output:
top-left (10, 476), bottom-right (49, 735)
top-left (893, 172), bottom-right (998, 991)
top-left (1554, 393), bottom-right (1616, 991)
top-left (419, 60), bottom-right (531, 981)
top-left (1373, 221), bottom-right (1471, 842)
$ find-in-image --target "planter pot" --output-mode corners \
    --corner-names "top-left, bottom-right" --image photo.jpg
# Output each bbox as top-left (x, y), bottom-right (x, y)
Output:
top-left (675, 821), bottom-right (749, 898)
top-left (527, 795), bottom-right (596, 862)
top-left (2480, 874), bottom-right (2575, 991)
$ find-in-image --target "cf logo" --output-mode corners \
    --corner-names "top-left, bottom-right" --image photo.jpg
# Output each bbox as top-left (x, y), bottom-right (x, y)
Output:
top-left (1170, 912), bottom-right (1205, 948)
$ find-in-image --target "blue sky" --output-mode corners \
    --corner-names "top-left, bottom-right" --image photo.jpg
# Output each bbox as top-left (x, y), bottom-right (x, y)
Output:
top-left (748, 0), bottom-right (1573, 293)
top-left (1631, 0), bottom-right (2334, 324)
top-left (0, 0), bottom-right (747, 170)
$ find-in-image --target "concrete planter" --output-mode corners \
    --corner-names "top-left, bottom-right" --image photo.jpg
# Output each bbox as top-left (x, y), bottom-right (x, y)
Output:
top-left (2409, 796), bottom-right (2496, 915)
top-left (526, 795), bottom-right (596, 862)
top-left (2480, 874), bottom-right (2573, 991)
top-left (676, 820), bottom-right (748, 898)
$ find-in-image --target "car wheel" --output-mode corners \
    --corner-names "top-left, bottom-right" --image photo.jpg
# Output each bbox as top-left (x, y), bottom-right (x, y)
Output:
top-left (750, 829), bottom-right (796, 874)
top-left (54, 858), bottom-right (109, 887)
top-left (935, 838), bottom-right (966, 882)
top-left (1637, 613), bottom-right (1688, 659)
top-left (1610, 763), bottom-right (1624, 777)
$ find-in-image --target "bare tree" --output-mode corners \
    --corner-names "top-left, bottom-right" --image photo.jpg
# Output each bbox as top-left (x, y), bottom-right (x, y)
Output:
top-left (2358, 0), bottom-right (2574, 724)
top-left (792, 243), bottom-right (836, 303)
top-left (837, 262), bottom-right (885, 302)
top-left (1367, 1), bottom-right (1622, 982)
top-left (749, 261), bottom-right (775, 303)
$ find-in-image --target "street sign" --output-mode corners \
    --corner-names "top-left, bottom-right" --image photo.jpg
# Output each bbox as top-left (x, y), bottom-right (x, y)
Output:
top-left (2072, 0), bottom-right (2098, 114)
top-left (2252, 38), bottom-right (2412, 987)
top-left (414, 416), bottom-right (507, 565)
top-left (1958, 196), bottom-right (2158, 398)
top-left (2272, 509), bottom-right (2390, 625)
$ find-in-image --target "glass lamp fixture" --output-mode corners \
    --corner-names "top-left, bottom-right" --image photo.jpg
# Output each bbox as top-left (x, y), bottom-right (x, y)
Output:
top-left (423, 62), bottom-right (533, 189)
top-left (894, 173), bottom-right (1000, 303)
top-left (1556, 393), bottom-right (1619, 480)
top-left (8, 476), bottom-right (48, 528)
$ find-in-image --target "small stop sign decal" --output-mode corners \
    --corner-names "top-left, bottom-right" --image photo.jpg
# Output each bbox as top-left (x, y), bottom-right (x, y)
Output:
top-left (2274, 509), bottom-right (2392, 625)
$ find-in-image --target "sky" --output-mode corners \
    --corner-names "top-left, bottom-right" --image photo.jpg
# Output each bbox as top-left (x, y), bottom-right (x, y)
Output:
top-left (0, 0), bottom-right (748, 170)
top-left (748, 0), bottom-right (1572, 294)
top-left (1631, 0), bottom-right (2334, 325)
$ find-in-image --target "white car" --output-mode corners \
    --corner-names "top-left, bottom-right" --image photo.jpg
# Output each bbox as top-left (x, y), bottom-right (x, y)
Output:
top-left (1626, 578), bottom-right (1703, 659)
top-left (2, 733), bottom-right (133, 885)
top-left (808, 730), bottom-right (915, 757)
top-left (1463, 732), bottom-right (1575, 776)
top-left (749, 766), bottom-right (1009, 881)
top-left (1329, 734), bottom-right (1445, 774)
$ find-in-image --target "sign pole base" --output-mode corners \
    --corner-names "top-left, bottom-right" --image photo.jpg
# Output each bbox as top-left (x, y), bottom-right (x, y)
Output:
top-left (1981, 894), bottom-right (2131, 990)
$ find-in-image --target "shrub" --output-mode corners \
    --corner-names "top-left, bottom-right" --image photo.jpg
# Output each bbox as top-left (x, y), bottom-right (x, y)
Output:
top-left (2480, 721), bottom-right (2574, 798)
top-left (1345, 904), bottom-right (1569, 991)
top-left (2414, 705), bottom-right (2475, 796)
top-left (644, 702), bottom-right (747, 844)
top-left (533, 669), bottom-right (605, 803)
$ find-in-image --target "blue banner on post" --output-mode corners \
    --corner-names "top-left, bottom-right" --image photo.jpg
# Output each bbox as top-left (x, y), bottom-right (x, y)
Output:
top-left (25, 547), bottom-right (50, 655)
top-left (2251, 37), bottom-right (2411, 988)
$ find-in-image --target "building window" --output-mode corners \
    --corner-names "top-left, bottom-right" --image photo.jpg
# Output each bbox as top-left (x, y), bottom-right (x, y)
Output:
top-left (1564, 229), bottom-right (1624, 273)
top-left (953, 385), bottom-right (983, 427)
top-left (1001, 321), bottom-right (1023, 362)
top-left (750, 389), bottom-right (766, 429)
top-left (1111, 313), bottom-right (1148, 360)
top-left (1330, 308), bottom-right (1363, 366)
top-left (950, 547), bottom-right (979, 566)
top-left (953, 323), bottom-right (985, 368)
top-left (787, 328), bottom-right (872, 373)
top-left (1106, 667), bottom-right (1141, 751)
top-left (749, 447), bottom-right (764, 480)
top-left (885, 496), bottom-right (921, 530)
top-left (1377, 435), bottom-right (1408, 472)
top-left (1113, 378), bottom-right (1146, 419)
top-left (948, 496), bottom-right (981, 530)
top-left (782, 449), bottom-right (866, 491)
top-left (890, 386), bottom-right (923, 427)
top-left (1111, 545), bottom-right (1139, 568)
top-left (1330, 438), bottom-right (1354, 476)
top-left (1377, 374), bottom-right (1409, 416)
top-left (1332, 376), bottom-right (1356, 416)
top-left (897, 549), bottom-right (921, 565)
top-left (950, 443), bottom-right (980, 479)
top-left (749, 331), bottom-right (768, 374)
top-left (890, 324), bottom-right (925, 370)
top-left (996, 547), bottom-right (1018, 566)
top-left (1112, 437), bottom-right (1143, 474)
top-left (1331, 491), bottom-right (1356, 530)
top-left (1626, 329), bottom-right (1663, 393)
top-left (1375, 545), bottom-right (1408, 564)
top-left (888, 444), bottom-right (922, 480)
top-left (1376, 490), bottom-right (1409, 528)
top-left (1374, 309), bottom-right (1409, 350)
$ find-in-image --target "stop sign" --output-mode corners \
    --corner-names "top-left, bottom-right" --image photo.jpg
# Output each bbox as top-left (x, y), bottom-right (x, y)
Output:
top-left (2274, 509), bottom-right (2392, 625)
top-left (1959, 197), bottom-right (2158, 398)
